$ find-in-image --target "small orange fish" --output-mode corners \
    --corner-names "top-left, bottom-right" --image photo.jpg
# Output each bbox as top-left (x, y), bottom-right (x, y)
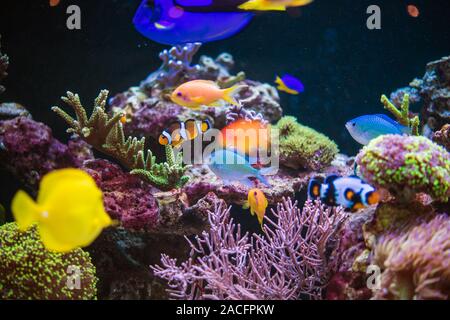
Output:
top-left (218, 119), bottom-right (271, 159)
top-left (243, 188), bottom-right (268, 228)
top-left (158, 119), bottom-right (211, 148)
top-left (407, 5), bottom-right (420, 18)
top-left (171, 80), bottom-right (246, 109)
top-left (49, 0), bottom-right (60, 7)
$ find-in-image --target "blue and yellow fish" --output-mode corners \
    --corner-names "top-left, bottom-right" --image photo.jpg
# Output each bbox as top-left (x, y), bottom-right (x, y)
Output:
top-left (159, 119), bottom-right (211, 148)
top-left (308, 175), bottom-right (379, 211)
top-left (345, 114), bottom-right (410, 145)
top-left (243, 188), bottom-right (268, 229)
top-left (12, 169), bottom-right (113, 252)
top-left (207, 149), bottom-right (271, 188)
top-left (275, 74), bottom-right (305, 95)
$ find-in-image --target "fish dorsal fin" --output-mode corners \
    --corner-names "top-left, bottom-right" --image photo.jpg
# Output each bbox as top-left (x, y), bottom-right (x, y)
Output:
top-left (374, 114), bottom-right (410, 133)
top-left (325, 174), bottom-right (340, 184)
top-left (192, 80), bottom-right (218, 86)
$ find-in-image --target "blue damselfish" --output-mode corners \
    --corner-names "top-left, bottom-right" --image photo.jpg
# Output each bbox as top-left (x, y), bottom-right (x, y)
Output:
top-left (345, 114), bottom-right (410, 145)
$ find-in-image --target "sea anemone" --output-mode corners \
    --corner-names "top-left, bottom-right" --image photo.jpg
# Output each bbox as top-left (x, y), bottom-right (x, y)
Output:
top-left (371, 213), bottom-right (450, 300)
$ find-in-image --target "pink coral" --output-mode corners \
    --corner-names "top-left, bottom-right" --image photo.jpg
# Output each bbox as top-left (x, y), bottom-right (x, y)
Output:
top-left (152, 198), bottom-right (347, 300)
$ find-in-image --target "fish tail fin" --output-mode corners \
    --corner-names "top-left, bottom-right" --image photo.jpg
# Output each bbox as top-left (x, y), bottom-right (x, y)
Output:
top-left (222, 85), bottom-right (246, 106)
top-left (308, 177), bottom-right (324, 200)
top-left (239, 0), bottom-right (286, 11)
top-left (12, 190), bottom-right (40, 231)
top-left (256, 173), bottom-right (271, 187)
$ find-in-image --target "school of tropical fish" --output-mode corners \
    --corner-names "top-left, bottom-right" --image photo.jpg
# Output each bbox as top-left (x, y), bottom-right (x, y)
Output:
top-left (0, 0), bottom-right (449, 302)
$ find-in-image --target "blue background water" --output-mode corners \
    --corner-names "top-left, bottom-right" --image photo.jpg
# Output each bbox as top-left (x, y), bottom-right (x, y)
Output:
top-left (1, 0), bottom-right (449, 154)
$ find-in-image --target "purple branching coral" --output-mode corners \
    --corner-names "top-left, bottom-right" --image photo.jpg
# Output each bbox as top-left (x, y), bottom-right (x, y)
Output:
top-left (141, 43), bottom-right (202, 91)
top-left (371, 213), bottom-right (450, 300)
top-left (152, 198), bottom-right (347, 300)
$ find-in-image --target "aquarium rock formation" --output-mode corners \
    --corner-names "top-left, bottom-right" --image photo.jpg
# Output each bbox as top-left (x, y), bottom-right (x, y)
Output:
top-left (390, 56), bottom-right (450, 137)
top-left (0, 36), bottom-right (8, 96)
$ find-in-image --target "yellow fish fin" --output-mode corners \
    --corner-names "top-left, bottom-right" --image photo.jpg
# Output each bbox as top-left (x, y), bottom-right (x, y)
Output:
top-left (289, 0), bottom-right (314, 7)
top-left (12, 190), bottom-right (41, 231)
top-left (239, 0), bottom-right (286, 11)
top-left (276, 81), bottom-right (300, 95)
top-left (221, 85), bottom-right (246, 106)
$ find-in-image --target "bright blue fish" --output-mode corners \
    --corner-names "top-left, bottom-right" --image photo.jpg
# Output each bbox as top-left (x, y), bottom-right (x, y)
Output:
top-left (133, 0), bottom-right (254, 45)
top-left (275, 74), bottom-right (305, 95)
top-left (207, 149), bottom-right (270, 188)
top-left (345, 114), bottom-right (410, 145)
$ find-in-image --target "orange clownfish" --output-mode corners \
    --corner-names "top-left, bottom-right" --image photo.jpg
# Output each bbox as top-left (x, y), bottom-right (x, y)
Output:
top-left (243, 188), bottom-right (268, 229)
top-left (171, 80), bottom-right (246, 109)
top-left (158, 119), bottom-right (211, 148)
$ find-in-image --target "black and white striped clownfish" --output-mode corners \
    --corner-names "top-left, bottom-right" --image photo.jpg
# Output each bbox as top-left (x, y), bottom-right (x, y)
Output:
top-left (158, 119), bottom-right (212, 148)
top-left (308, 175), bottom-right (380, 212)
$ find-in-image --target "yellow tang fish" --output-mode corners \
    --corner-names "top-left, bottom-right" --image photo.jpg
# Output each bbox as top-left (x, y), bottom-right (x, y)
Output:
top-left (239, 0), bottom-right (313, 11)
top-left (12, 169), bottom-right (113, 253)
top-left (171, 80), bottom-right (246, 109)
top-left (243, 188), bottom-right (268, 229)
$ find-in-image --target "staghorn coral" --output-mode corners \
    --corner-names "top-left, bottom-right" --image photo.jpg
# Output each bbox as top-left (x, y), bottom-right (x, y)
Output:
top-left (141, 43), bottom-right (202, 91)
top-left (0, 116), bottom-right (93, 189)
top-left (356, 134), bottom-right (450, 202)
top-left (275, 116), bottom-right (339, 171)
top-left (152, 198), bottom-right (347, 300)
top-left (0, 223), bottom-right (98, 300)
top-left (0, 36), bottom-right (8, 95)
top-left (52, 90), bottom-right (189, 190)
top-left (380, 94), bottom-right (420, 136)
top-left (371, 213), bottom-right (450, 300)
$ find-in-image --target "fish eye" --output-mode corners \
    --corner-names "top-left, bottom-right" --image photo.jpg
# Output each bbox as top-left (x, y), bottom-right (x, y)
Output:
top-left (177, 92), bottom-right (182, 97)
top-left (352, 123), bottom-right (356, 127)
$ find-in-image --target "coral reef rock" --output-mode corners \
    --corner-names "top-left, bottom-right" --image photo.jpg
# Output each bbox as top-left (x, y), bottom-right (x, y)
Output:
top-left (0, 117), bottom-right (94, 189)
top-left (82, 159), bottom-right (160, 231)
top-left (390, 56), bottom-right (450, 137)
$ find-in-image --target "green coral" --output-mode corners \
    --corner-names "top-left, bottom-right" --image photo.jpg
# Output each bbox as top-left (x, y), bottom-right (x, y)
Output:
top-left (131, 144), bottom-right (190, 190)
top-left (52, 90), bottom-right (189, 190)
top-left (275, 116), bottom-right (339, 171)
top-left (381, 94), bottom-right (420, 136)
top-left (0, 223), bottom-right (98, 300)
top-left (356, 135), bottom-right (450, 202)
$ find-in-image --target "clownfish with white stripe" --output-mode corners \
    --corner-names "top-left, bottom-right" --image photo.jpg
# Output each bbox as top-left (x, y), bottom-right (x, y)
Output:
top-left (308, 175), bottom-right (380, 212)
top-left (158, 119), bottom-right (211, 148)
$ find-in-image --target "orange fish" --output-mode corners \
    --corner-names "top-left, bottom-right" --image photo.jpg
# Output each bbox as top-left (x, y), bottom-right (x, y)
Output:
top-left (407, 5), bottom-right (420, 18)
top-left (218, 119), bottom-right (271, 160)
top-left (171, 80), bottom-right (246, 109)
top-left (49, 0), bottom-right (60, 7)
top-left (243, 188), bottom-right (268, 228)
